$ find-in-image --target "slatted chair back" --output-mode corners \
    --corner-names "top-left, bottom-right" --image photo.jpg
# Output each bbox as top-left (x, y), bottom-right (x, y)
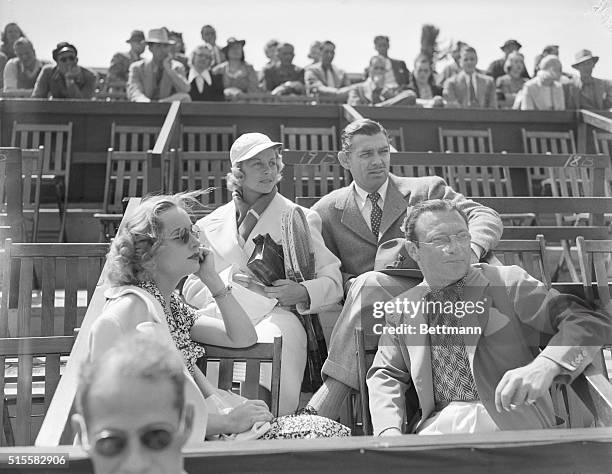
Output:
top-left (280, 125), bottom-right (337, 152)
top-left (180, 125), bottom-right (237, 151)
top-left (109, 124), bottom-right (160, 152)
top-left (197, 337), bottom-right (282, 417)
top-left (388, 128), bottom-right (406, 151)
top-left (102, 149), bottom-right (151, 214)
top-left (492, 235), bottom-right (552, 289)
top-left (593, 131), bottom-right (612, 197)
top-left (0, 240), bottom-right (109, 338)
top-left (1, 336), bottom-right (75, 446)
top-left (19, 148), bottom-right (44, 243)
top-left (576, 237), bottom-right (612, 318)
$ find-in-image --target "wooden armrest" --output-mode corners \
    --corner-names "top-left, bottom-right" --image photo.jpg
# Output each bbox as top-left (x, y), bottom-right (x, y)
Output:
top-left (571, 362), bottom-right (612, 427)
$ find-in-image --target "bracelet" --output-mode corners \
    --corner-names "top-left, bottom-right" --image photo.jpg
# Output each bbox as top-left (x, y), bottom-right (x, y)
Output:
top-left (212, 284), bottom-right (232, 300)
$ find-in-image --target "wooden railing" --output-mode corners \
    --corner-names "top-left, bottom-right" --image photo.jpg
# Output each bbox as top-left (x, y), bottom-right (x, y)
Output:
top-left (150, 101), bottom-right (182, 193)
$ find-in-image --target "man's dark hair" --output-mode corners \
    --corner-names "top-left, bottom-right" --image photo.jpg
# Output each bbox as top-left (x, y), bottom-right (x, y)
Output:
top-left (200, 25), bottom-right (215, 35)
top-left (403, 199), bottom-right (469, 245)
top-left (340, 119), bottom-right (388, 152)
top-left (322, 40), bottom-right (335, 49)
top-left (461, 46), bottom-right (477, 57)
top-left (374, 35), bottom-right (389, 43)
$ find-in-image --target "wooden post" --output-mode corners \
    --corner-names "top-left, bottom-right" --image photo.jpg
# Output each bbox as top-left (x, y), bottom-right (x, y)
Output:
top-left (1, 147), bottom-right (23, 242)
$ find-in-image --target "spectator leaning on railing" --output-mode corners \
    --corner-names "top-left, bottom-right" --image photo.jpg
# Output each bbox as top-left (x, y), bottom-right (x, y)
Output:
top-left (495, 51), bottom-right (528, 109)
top-left (3, 37), bottom-right (48, 96)
top-left (187, 44), bottom-right (225, 102)
top-left (443, 46), bottom-right (497, 108)
top-left (304, 40), bottom-right (352, 100)
top-left (212, 37), bottom-right (259, 98)
top-left (515, 55), bottom-right (565, 110)
top-left (261, 42), bottom-right (305, 96)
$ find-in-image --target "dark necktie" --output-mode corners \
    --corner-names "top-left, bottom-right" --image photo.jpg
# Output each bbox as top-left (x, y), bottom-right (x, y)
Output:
top-left (468, 74), bottom-right (477, 107)
top-left (368, 192), bottom-right (382, 238)
top-left (372, 87), bottom-right (383, 104)
top-left (151, 66), bottom-right (164, 100)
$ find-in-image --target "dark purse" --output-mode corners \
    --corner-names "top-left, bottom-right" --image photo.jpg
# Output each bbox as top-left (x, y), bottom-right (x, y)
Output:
top-left (246, 234), bottom-right (286, 286)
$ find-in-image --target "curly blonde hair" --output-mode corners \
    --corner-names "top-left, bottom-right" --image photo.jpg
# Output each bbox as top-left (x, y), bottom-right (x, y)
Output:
top-left (105, 193), bottom-right (198, 286)
top-left (226, 148), bottom-right (285, 192)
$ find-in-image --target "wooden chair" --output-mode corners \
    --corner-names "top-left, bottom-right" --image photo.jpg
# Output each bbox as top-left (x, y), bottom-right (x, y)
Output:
top-left (11, 122), bottom-right (73, 242)
top-left (197, 337), bottom-right (282, 417)
top-left (1, 336), bottom-right (74, 446)
top-left (280, 125), bottom-right (337, 152)
top-left (0, 239), bottom-right (109, 338)
top-left (388, 127), bottom-right (406, 151)
top-left (94, 149), bottom-right (151, 242)
top-left (490, 235), bottom-right (552, 288)
top-left (109, 123), bottom-right (160, 152)
top-left (180, 125), bottom-right (237, 151)
top-left (592, 131), bottom-right (612, 197)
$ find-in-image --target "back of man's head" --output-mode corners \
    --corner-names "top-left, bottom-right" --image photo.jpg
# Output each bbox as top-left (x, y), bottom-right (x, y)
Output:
top-left (340, 119), bottom-right (388, 152)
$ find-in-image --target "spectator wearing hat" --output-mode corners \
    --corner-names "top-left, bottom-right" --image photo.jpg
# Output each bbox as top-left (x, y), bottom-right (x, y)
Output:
top-left (32, 42), bottom-right (96, 99)
top-left (486, 39), bottom-right (529, 81)
top-left (3, 37), bottom-right (48, 96)
top-left (515, 55), bottom-right (565, 110)
top-left (364, 35), bottom-right (410, 90)
top-left (201, 25), bottom-right (225, 66)
top-left (495, 51), bottom-right (528, 108)
top-left (565, 49), bottom-right (612, 110)
top-left (127, 28), bottom-right (190, 103)
top-left (261, 42), bottom-right (305, 95)
top-left (187, 44), bottom-right (224, 101)
top-left (106, 29), bottom-right (146, 92)
top-left (212, 37), bottom-right (259, 98)
top-left (304, 40), bottom-right (352, 99)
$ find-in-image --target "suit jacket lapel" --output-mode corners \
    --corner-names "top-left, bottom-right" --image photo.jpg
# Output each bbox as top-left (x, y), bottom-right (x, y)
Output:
top-left (242, 193), bottom-right (284, 262)
top-left (202, 202), bottom-right (243, 270)
top-left (380, 177), bottom-right (408, 237)
top-left (460, 268), bottom-right (489, 370)
top-left (337, 185), bottom-right (378, 244)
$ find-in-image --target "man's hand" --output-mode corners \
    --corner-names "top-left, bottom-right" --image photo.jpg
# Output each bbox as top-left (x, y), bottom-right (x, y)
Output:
top-left (495, 357), bottom-right (562, 412)
top-left (225, 400), bottom-right (273, 433)
top-left (265, 279), bottom-right (309, 307)
top-left (162, 55), bottom-right (173, 71)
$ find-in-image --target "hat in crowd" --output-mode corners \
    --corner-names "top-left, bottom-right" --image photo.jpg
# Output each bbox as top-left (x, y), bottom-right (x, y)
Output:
top-left (500, 39), bottom-right (521, 51)
top-left (222, 37), bottom-right (246, 55)
top-left (126, 29), bottom-right (145, 43)
top-left (145, 28), bottom-right (174, 45)
top-left (572, 49), bottom-right (599, 68)
top-left (373, 238), bottom-right (423, 278)
top-left (52, 42), bottom-right (77, 61)
top-left (230, 133), bottom-right (282, 166)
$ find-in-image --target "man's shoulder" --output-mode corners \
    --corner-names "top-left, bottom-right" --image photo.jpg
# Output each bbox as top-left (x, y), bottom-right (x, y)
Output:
top-left (312, 185), bottom-right (351, 211)
top-left (391, 174), bottom-right (445, 195)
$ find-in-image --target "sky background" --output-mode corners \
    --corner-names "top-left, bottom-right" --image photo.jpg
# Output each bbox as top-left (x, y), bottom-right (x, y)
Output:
top-left (1, 0), bottom-right (611, 78)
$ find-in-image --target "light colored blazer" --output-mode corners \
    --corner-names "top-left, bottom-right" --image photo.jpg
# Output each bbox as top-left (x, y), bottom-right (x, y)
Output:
top-left (127, 57), bottom-right (190, 102)
top-left (443, 70), bottom-right (498, 108)
top-left (183, 193), bottom-right (343, 315)
top-left (304, 62), bottom-right (351, 95)
top-left (367, 264), bottom-right (608, 435)
top-left (517, 77), bottom-right (565, 110)
top-left (311, 174), bottom-right (503, 288)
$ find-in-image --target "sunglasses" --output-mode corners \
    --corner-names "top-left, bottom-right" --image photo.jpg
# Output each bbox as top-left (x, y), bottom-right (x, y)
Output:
top-left (59, 55), bottom-right (76, 63)
top-left (90, 427), bottom-right (175, 457)
top-left (169, 225), bottom-right (200, 244)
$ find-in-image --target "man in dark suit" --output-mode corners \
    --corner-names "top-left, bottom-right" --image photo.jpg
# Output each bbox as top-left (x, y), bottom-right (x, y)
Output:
top-left (564, 49), bottom-right (612, 110)
top-left (305, 119), bottom-right (503, 418)
top-left (444, 46), bottom-right (497, 108)
top-left (187, 44), bottom-right (224, 101)
top-left (369, 35), bottom-right (410, 90)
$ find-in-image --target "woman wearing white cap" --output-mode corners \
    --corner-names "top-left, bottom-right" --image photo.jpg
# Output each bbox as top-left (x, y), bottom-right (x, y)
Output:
top-left (183, 133), bottom-right (343, 415)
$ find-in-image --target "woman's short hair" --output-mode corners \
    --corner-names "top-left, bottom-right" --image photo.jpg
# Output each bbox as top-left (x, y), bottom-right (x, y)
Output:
top-left (189, 43), bottom-right (213, 68)
top-left (226, 148), bottom-right (285, 192)
top-left (104, 193), bottom-right (197, 286)
top-left (504, 51), bottom-right (525, 74)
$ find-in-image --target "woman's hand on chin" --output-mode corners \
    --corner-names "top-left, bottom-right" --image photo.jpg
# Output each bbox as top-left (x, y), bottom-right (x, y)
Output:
top-left (265, 279), bottom-right (309, 307)
top-left (195, 246), bottom-right (221, 286)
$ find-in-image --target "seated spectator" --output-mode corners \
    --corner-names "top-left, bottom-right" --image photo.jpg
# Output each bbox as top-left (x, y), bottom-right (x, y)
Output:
top-left (565, 49), bottom-right (612, 110)
top-left (304, 40), bottom-right (352, 99)
top-left (348, 55), bottom-right (415, 106)
top-left (127, 28), bottom-right (191, 103)
top-left (368, 35), bottom-right (410, 90)
top-left (3, 37), bottom-right (48, 96)
top-left (368, 199), bottom-right (609, 435)
top-left (32, 42), bottom-right (96, 99)
top-left (212, 37), bottom-right (259, 98)
top-left (74, 333), bottom-right (197, 472)
top-left (486, 39), bottom-right (529, 81)
top-left (169, 30), bottom-right (190, 73)
top-left (436, 40), bottom-right (466, 86)
top-left (106, 29), bottom-right (146, 92)
top-left (307, 40), bottom-right (322, 66)
top-left (201, 24), bottom-right (225, 66)
top-left (261, 42), bottom-right (305, 95)
top-left (187, 44), bottom-right (224, 102)
top-left (1, 22), bottom-right (25, 60)
top-left (533, 45), bottom-right (558, 76)
top-left (516, 55), bottom-right (565, 110)
top-left (496, 51), bottom-right (528, 108)
top-left (443, 46), bottom-right (497, 108)
top-left (408, 55), bottom-right (444, 107)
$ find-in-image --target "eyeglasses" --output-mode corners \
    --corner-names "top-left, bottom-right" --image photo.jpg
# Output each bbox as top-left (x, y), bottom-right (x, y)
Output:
top-left (414, 232), bottom-right (471, 249)
top-left (90, 426), bottom-right (175, 457)
top-left (59, 55), bottom-right (76, 63)
top-left (168, 225), bottom-right (200, 244)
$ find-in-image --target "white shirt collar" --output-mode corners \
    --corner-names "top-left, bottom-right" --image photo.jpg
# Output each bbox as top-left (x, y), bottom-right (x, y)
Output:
top-left (353, 178), bottom-right (389, 211)
top-left (188, 68), bottom-right (212, 85)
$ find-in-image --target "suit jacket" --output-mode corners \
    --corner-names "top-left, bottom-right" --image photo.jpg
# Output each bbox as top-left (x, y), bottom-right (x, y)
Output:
top-left (188, 73), bottom-right (225, 101)
top-left (518, 77), bottom-right (565, 110)
top-left (563, 76), bottom-right (612, 110)
top-left (311, 174), bottom-right (502, 288)
top-left (304, 62), bottom-right (351, 95)
top-left (443, 71), bottom-right (498, 108)
top-left (347, 79), bottom-right (398, 106)
top-left (390, 58), bottom-right (410, 87)
top-left (367, 264), bottom-right (609, 435)
top-left (182, 193), bottom-right (343, 315)
top-left (127, 57), bottom-right (190, 102)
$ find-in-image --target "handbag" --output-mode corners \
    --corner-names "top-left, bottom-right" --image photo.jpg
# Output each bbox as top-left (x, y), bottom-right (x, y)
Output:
top-left (246, 233), bottom-right (286, 286)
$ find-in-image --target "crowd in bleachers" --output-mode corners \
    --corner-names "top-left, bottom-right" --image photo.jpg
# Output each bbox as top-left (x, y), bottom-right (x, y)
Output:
top-left (1, 21), bottom-right (611, 109)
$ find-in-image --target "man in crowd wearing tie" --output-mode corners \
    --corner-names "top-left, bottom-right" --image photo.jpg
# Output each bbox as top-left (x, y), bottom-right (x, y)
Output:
top-left (127, 28), bottom-right (191, 103)
top-left (348, 55), bottom-right (415, 106)
top-left (368, 199), bottom-right (608, 435)
top-left (443, 46), bottom-right (497, 108)
top-left (187, 44), bottom-right (224, 101)
top-left (304, 40), bottom-right (352, 100)
top-left (305, 119), bottom-right (502, 419)
top-left (200, 25), bottom-right (225, 66)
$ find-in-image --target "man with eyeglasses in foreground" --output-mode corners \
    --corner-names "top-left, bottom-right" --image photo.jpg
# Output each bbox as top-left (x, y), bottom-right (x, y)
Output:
top-left (367, 199), bottom-right (609, 435)
top-left (73, 332), bottom-right (194, 474)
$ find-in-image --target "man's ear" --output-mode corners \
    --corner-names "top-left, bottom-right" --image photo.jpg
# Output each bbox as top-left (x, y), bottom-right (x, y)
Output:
top-left (337, 151), bottom-right (350, 170)
top-left (405, 240), bottom-right (420, 263)
top-left (71, 413), bottom-right (88, 448)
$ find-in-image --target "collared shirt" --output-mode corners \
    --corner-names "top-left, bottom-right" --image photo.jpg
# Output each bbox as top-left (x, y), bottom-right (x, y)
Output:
top-left (465, 72), bottom-right (478, 102)
top-left (382, 57), bottom-right (398, 89)
top-left (188, 68), bottom-right (212, 92)
top-left (353, 179), bottom-right (389, 237)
